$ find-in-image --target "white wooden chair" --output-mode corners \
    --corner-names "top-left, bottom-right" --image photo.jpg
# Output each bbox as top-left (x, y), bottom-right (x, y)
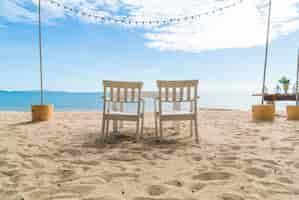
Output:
top-left (101, 80), bottom-right (144, 141)
top-left (155, 80), bottom-right (200, 143)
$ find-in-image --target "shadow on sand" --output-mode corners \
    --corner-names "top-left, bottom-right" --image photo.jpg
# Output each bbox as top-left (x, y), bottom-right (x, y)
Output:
top-left (82, 129), bottom-right (198, 153)
top-left (8, 121), bottom-right (40, 127)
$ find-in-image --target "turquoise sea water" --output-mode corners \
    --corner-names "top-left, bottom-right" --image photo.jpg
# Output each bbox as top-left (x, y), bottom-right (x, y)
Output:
top-left (0, 91), bottom-right (102, 111)
top-left (0, 90), bottom-right (294, 111)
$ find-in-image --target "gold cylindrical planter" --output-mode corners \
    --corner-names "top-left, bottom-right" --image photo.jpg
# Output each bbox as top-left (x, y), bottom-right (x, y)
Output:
top-left (31, 104), bottom-right (54, 122)
top-left (252, 104), bottom-right (275, 121)
top-left (287, 106), bottom-right (299, 120)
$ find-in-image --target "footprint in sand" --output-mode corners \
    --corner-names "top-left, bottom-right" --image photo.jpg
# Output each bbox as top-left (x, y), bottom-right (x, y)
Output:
top-left (83, 196), bottom-right (119, 200)
top-left (192, 172), bottom-right (232, 181)
top-left (27, 190), bottom-right (49, 199)
top-left (221, 193), bottom-right (244, 200)
top-left (146, 185), bottom-right (168, 196)
top-left (63, 184), bottom-right (97, 194)
top-left (106, 154), bottom-right (138, 162)
top-left (60, 169), bottom-right (75, 177)
top-left (218, 156), bottom-right (239, 166)
top-left (72, 160), bottom-right (99, 166)
top-left (28, 159), bottom-right (44, 168)
top-left (50, 193), bottom-right (80, 199)
top-left (277, 177), bottom-right (293, 184)
top-left (102, 172), bottom-right (139, 182)
top-left (221, 156), bottom-right (238, 161)
top-left (134, 168), bottom-right (142, 172)
top-left (190, 182), bottom-right (205, 193)
top-left (134, 198), bottom-right (180, 200)
top-left (294, 162), bottom-right (299, 169)
top-left (272, 147), bottom-right (294, 154)
top-left (192, 155), bottom-right (203, 162)
top-left (231, 145), bottom-right (241, 151)
top-left (0, 160), bottom-right (8, 167)
top-left (285, 161), bottom-right (293, 166)
top-left (1, 169), bottom-right (18, 177)
top-left (244, 167), bottom-right (267, 178)
top-left (261, 136), bottom-right (269, 141)
top-left (161, 149), bottom-right (176, 155)
top-left (141, 153), bottom-right (155, 161)
top-left (12, 194), bottom-right (24, 200)
top-left (0, 147), bottom-right (8, 154)
top-left (57, 169), bottom-right (77, 181)
top-left (165, 180), bottom-right (184, 187)
top-left (152, 153), bottom-right (169, 160)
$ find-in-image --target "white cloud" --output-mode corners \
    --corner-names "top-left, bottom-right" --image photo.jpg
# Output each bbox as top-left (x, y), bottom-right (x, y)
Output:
top-left (0, 0), bottom-right (36, 23)
top-left (140, 0), bottom-right (299, 52)
top-left (1, 0), bottom-right (299, 52)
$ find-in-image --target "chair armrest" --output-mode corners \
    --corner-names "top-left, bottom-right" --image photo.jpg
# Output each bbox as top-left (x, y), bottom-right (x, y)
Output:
top-left (101, 96), bottom-right (112, 102)
top-left (190, 96), bottom-right (200, 101)
top-left (187, 96), bottom-right (200, 103)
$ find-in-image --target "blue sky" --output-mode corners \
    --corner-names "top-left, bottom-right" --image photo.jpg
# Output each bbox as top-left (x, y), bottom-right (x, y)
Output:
top-left (1, 0), bottom-right (299, 92)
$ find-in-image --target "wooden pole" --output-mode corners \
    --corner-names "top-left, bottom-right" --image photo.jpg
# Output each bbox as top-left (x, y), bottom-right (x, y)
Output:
top-left (261, 0), bottom-right (272, 104)
top-left (296, 49), bottom-right (299, 106)
top-left (38, 0), bottom-right (44, 105)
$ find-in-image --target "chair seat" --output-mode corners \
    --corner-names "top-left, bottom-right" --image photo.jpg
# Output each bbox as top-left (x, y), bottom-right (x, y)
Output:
top-left (105, 111), bottom-right (142, 121)
top-left (110, 111), bottom-right (139, 115)
top-left (162, 111), bottom-right (193, 115)
top-left (158, 111), bottom-right (195, 121)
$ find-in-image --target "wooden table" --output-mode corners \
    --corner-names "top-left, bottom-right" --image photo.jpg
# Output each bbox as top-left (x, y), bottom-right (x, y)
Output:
top-left (253, 94), bottom-right (298, 103)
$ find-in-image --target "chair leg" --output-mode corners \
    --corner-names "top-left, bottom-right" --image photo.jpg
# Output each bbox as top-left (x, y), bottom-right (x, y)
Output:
top-left (136, 119), bottom-right (140, 141)
top-left (140, 116), bottom-right (144, 139)
top-left (155, 113), bottom-right (158, 137)
top-left (113, 120), bottom-right (118, 134)
top-left (120, 102), bottom-right (124, 128)
top-left (190, 120), bottom-right (193, 137)
top-left (194, 117), bottom-right (199, 144)
top-left (105, 119), bottom-right (110, 138)
top-left (101, 118), bottom-right (106, 140)
top-left (115, 120), bottom-right (119, 133)
top-left (159, 120), bottom-right (163, 139)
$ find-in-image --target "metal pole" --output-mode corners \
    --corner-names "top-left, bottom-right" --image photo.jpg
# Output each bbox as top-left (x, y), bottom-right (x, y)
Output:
top-left (296, 49), bottom-right (299, 106)
top-left (261, 0), bottom-right (272, 104)
top-left (38, 0), bottom-right (44, 105)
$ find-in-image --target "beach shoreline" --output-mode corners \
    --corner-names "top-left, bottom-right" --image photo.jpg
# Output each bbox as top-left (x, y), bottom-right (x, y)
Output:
top-left (0, 106), bottom-right (249, 113)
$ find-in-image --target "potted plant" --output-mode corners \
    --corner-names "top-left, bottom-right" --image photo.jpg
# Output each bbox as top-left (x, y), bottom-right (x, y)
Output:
top-left (279, 76), bottom-right (290, 94)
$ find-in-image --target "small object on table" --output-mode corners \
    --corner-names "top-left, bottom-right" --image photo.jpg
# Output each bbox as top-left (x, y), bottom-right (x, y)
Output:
top-left (279, 76), bottom-right (290, 94)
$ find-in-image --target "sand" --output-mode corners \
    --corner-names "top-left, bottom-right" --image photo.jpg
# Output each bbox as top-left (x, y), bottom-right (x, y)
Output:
top-left (1, 110), bottom-right (299, 200)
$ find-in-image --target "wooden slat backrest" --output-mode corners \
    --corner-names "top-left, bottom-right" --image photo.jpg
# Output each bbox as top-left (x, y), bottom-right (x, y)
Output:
top-left (157, 80), bottom-right (198, 102)
top-left (103, 80), bottom-right (143, 102)
top-left (157, 80), bottom-right (198, 88)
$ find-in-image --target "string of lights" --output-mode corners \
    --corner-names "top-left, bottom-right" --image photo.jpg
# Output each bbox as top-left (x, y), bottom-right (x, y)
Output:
top-left (45, 0), bottom-right (245, 26)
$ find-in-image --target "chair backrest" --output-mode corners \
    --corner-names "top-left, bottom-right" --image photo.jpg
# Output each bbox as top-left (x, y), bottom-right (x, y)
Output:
top-left (103, 80), bottom-right (143, 102)
top-left (157, 80), bottom-right (199, 102)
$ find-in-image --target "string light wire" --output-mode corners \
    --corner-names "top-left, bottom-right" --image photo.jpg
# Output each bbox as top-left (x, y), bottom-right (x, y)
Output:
top-left (45, 0), bottom-right (245, 26)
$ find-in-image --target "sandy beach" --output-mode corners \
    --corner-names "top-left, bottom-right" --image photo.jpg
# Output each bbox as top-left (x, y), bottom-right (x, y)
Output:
top-left (1, 110), bottom-right (299, 200)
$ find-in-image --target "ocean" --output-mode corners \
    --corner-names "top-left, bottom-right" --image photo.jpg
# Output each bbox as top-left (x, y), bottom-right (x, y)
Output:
top-left (0, 90), bottom-right (293, 111)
